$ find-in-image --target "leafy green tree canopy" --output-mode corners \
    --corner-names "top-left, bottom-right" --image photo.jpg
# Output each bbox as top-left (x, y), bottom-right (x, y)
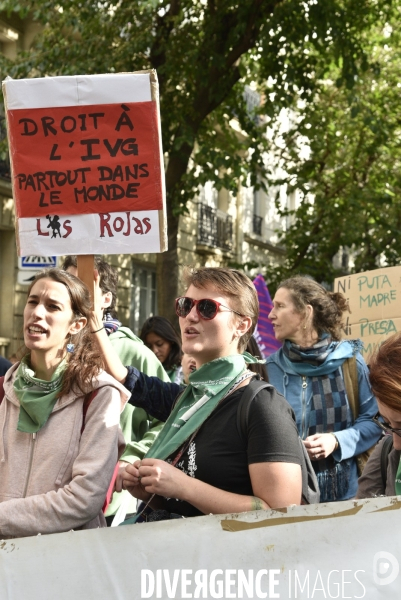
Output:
top-left (0, 0), bottom-right (393, 316)
top-left (264, 6), bottom-right (401, 291)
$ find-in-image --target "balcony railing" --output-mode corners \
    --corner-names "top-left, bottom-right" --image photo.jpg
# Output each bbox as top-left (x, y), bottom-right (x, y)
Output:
top-left (252, 214), bottom-right (263, 236)
top-left (197, 203), bottom-right (233, 252)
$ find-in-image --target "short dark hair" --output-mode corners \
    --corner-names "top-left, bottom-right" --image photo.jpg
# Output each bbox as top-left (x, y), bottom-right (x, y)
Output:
top-left (182, 267), bottom-right (259, 352)
top-left (62, 255), bottom-right (119, 315)
top-left (140, 316), bottom-right (182, 369)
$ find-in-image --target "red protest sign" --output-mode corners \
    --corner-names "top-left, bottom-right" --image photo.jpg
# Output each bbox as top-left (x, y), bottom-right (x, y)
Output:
top-left (8, 101), bottom-right (163, 218)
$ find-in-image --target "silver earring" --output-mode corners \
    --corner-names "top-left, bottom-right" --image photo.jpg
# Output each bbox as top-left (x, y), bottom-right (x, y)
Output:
top-left (66, 336), bottom-right (75, 353)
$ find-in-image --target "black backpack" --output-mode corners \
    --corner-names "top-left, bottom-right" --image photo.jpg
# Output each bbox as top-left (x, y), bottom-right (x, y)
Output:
top-left (236, 379), bottom-right (320, 505)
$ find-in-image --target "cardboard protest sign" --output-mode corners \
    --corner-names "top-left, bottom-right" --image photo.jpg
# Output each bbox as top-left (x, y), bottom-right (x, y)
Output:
top-left (334, 266), bottom-right (401, 359)
top-left (3, 71), bottom-right (167, 256)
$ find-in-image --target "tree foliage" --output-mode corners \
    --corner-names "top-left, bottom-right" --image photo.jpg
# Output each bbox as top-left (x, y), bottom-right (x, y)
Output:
top-left (0, 0), bottom-right (393, 317)
top-left (265, 6), bottom-right (401, 291)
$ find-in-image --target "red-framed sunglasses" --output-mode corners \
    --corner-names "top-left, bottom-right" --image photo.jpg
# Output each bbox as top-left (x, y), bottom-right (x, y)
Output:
top-left (175, 296), bottom-right (243, 320)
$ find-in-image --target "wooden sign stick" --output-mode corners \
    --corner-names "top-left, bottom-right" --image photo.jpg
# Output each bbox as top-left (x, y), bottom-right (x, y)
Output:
top-left (76, 255), bottom-right (96, 306)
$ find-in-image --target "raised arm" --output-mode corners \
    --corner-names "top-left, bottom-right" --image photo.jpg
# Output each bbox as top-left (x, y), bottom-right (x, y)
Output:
top-left (90, 271), bottom-right (182, 420)
top-left (124, 366), bottom-right (182, 422)
top-left (90, 275), bottom-right (129, 383)
top-left (93, 327), bottom-right (129, 383)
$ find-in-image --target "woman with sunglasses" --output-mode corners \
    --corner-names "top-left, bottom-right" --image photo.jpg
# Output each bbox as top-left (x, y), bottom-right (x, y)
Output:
top-left (91, 267), bottom-right (304, 519)
top-left (356, 333), bottom-right (401, 498)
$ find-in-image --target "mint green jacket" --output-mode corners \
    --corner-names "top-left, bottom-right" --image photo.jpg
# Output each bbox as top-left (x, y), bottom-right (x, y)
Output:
top-left (106, 327), bottom-right (169, 517)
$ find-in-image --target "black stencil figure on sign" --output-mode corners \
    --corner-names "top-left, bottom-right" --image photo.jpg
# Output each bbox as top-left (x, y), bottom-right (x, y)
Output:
top-left (46, 215), bottom-right (61, 238)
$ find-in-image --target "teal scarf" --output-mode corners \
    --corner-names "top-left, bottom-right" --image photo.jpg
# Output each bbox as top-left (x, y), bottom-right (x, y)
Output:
top-left (145, 353), bottom-right (259, 461)
top-left (282, 339), bottom-right (360, 377)
top-left (13, 356), bottom-right (67, 433)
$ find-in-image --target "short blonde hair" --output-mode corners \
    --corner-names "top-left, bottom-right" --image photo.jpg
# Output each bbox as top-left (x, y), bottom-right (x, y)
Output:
top-left (182, 267), bottom-right (259, 352)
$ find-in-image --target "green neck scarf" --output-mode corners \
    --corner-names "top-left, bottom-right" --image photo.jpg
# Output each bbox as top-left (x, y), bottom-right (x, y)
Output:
top-left (145, 353), bottom-right (258, 461)
top-left (395, 456), bottom-right (401, 496)
top-left (13, 356), bottom-right (67, 433)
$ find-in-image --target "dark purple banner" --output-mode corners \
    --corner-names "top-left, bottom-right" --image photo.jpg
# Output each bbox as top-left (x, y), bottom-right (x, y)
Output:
top-left (253, 274), bottom-right (281, 358)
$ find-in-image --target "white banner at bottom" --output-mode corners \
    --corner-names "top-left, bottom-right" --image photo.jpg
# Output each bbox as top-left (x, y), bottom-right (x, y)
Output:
top-left (1, 496), bottom-right (401, 599)
top-left (17, 210), bottom-right (161, 255)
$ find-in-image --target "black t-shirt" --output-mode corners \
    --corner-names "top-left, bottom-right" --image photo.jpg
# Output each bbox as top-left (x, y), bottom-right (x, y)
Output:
top-left (164, 385), bottom-right (303, 517)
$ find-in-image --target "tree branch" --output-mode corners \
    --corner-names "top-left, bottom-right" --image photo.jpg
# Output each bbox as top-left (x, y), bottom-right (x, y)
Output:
top-left (149, 0), bottom-right (181, 92)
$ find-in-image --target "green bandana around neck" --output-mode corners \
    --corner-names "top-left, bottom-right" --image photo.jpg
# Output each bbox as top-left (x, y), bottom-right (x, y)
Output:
top-left (145, 354), bottom-right (250, 461)
top-left (242, 350), bottom-right (266, 366)
top-left (395, 456), bottom-right (401, 496)
top-left (13, 356), bottom-right (67, 433)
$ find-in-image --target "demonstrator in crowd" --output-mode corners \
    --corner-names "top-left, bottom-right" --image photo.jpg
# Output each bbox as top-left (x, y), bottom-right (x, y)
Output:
top-left (0, 268), bottom-right (127, 538)
top-left (140, 315), bottom-right (183, 384)
top-left (266, 275), bottom-right (381, 502)
top-left (356, 332), bottom-right (401, 498)
top-left (62, 256), bottom-right (169, 524)
top-left (92, 267), bottom-right (305, 520)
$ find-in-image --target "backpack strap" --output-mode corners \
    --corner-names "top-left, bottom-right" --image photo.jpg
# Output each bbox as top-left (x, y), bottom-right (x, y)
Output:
top-left (0, 376), bottom-right (4, 405)
top-left (342, 355), bottom-right (373, 476)
top-left (380, 435), bottom-right (394, 490)
top-left (79, 387), bottom-right (115, 513)
top-left (81, 389), bottom-right (99, 434)
top-left (236, 378), bottom-right (272, 442)
top-left (342, 355), bottom-right (359, 418)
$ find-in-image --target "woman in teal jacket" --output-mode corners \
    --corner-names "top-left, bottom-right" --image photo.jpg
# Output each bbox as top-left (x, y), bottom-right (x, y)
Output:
top-left (266, 276), bottom-right (382, 502)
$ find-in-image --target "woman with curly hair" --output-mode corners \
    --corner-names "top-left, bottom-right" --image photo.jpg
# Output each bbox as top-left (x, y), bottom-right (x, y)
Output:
top-left (0, 268), bottom-right (128, 538)
top-left (266, 275), bottom-right (381, 502)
